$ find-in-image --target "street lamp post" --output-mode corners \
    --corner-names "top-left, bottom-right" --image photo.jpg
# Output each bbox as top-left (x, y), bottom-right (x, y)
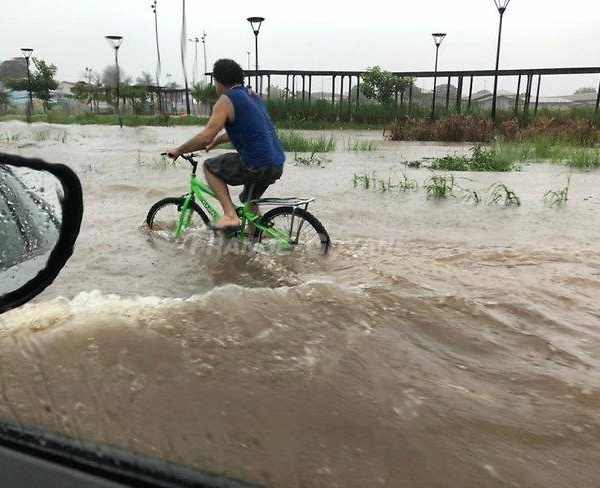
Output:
top-left (151, 0), bottom-right (163, 114)
top-left (181, 0), bottom-right (191, 115)
top-left (85, 66), bottom-right (93, 111)
top-left (430, 33), bottom-right (446, 120)
top-left (491, 0), bottom-right (511, 122)
top-left (105, 35), bottom-right (123, 128)
top-left (247, 17), bottom-right (265, 96)
top-left (246, 51), bottom-right (251, 87)
top-left (21, 48), bottom-right (33, 124)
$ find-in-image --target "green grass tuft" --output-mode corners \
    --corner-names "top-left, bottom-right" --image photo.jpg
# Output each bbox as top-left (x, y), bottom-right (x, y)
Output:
top-left (424, 174), bottom-right (455, 199)
top-left (486, 182), bottom-right (521, 207)
top-left (345, 139), bottom-right (378, 151)
top-left (293, 151), bottom-right (330, 168)
top-left (544, 177), bottom-right (570, 207)
top-left (277, 131), bottom-right (335, 152)
top-left (430, 144), bottom-right (514, 172)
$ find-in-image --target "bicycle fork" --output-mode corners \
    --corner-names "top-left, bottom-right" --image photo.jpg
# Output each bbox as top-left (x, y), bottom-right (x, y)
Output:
top-left (173, 193), bottom-right (195, 238)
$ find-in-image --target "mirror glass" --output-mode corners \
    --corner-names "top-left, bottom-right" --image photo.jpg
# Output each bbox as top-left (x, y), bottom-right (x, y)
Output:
top-left (0, 164), bottom-right (62, 296)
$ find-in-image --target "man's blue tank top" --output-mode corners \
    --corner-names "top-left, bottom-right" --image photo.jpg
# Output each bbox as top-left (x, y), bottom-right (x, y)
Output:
top-left (224, 86), bottom-right (285, 168)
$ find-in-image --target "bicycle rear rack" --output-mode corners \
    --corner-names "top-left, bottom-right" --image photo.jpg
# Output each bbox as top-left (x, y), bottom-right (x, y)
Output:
top-left (250, 197), bottom-right (315, 209)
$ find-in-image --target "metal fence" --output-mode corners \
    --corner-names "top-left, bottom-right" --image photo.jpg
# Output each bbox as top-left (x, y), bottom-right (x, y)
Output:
top-left (205, 67), bottom-right (600, 117)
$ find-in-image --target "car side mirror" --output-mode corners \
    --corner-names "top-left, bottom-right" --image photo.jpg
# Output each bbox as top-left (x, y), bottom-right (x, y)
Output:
top-left (0, 153), bottom-right (83, 314)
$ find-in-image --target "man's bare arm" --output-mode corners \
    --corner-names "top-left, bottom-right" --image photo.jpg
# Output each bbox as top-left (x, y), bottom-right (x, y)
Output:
top-left (167, 96), bottom-right (231, 158)
top-left (206, 132), bottom-right (230, 151)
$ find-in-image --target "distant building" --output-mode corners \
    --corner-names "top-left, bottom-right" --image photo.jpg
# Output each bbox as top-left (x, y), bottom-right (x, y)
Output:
top-left (566, 92), bottom-right (598, 106)
top-left (7, 90), bottom-right (29, 107)
top-left (52, 81), bottom-right (77, 107)
top-left (469, 90), bottom-right (514, 110)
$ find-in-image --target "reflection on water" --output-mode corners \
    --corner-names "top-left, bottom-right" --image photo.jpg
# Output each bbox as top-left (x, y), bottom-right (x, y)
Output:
top-left (1, 122), bottom-right (600, 487)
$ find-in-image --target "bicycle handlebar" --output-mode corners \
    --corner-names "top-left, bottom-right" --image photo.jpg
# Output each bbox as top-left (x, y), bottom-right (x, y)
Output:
top-left (160, 152), bottom-right (199, 165)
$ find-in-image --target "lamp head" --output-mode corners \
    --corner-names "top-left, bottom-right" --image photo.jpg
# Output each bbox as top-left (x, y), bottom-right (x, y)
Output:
top-left (247, 17), bottom-right (265, 35)
top-left (493, 0), bottom-right (511, 13)
top-left (21, 48), bottom-right (33, 60)
top-left (105, 35), bottom-right (123, 50)
top-left (432, 33), bottom-right (446, 47)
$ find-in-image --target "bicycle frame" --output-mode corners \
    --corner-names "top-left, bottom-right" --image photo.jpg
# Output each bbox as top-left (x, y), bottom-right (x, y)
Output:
top-left (173, 170), bottom-right (292, 247)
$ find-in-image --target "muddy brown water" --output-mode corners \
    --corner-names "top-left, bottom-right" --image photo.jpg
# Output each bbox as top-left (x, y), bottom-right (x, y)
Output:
top-left (1, 121), bottom-right (600, 487)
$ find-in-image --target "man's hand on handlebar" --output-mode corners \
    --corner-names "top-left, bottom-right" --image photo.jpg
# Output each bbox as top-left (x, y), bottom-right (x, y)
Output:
top-left (161, 152), bottom-right (198, 165)
top-left (165, 148), bottom-right (181, 160)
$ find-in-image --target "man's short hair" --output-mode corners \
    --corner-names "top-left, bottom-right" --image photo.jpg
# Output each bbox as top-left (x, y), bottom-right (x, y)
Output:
top-left (213, 59), bottom-right (244, 87)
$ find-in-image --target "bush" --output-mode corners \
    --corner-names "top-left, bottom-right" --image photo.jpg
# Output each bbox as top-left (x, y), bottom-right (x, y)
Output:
top-left (389, 114), bottom-right (494, 142)
top-left (264, 98), bottom-right (395, 126)
top-left (430, 144), bottom-right (514, 172)
top-left (389, 112), bottom-right (600, 144)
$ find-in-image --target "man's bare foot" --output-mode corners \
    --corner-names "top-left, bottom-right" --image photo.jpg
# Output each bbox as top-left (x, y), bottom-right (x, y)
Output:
top-left (213, 214), bottom-right (241, 229)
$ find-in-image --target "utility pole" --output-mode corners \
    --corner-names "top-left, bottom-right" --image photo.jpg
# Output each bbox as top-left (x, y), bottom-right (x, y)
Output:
top-left (202, 31), bottom-right (208, 83)
top-left (188, 36), bottom-right (199, 85)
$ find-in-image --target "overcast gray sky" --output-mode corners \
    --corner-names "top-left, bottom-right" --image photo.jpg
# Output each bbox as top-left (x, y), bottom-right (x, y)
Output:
top-left (1, 0), bottom-right (599, 96)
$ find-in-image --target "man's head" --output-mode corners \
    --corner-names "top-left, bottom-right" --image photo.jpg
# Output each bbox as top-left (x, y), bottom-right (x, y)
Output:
top-left (213, 59), bottom-right (244, 95)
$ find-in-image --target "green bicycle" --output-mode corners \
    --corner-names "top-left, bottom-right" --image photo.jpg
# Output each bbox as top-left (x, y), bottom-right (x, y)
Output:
top-left (146, 153), bottom-right (331, 254)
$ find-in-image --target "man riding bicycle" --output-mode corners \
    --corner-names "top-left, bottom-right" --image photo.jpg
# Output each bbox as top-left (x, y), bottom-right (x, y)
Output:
top-left (167, 58), bottom-right (285, 232)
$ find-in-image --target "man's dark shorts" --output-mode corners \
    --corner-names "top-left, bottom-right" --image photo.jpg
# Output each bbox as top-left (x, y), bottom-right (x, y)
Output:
top-left (204, 152), bottom-right (283, 202)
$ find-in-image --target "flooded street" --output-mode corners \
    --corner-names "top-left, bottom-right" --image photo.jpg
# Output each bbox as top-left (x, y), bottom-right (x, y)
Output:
top-left (2, 121), bottom-right (600, 487)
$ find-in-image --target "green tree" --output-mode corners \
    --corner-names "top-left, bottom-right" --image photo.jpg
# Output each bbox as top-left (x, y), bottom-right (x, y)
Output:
top-left (120, 84), bottom-right (149, 114)
top-left (0, 58), bottom-right (27, 82)
top-left (191, 83), bottom-right (217, 105)
top-left (101, 64), bottom-right (125, 88)
top-left (5, 58), bottom-right (58, 113)
top-left (0, 88), bottom-right (10, 112)
top-left (136, 71), bottom-right (153, 86)
top-left (71, 81), bottom-right (89, 102)
top-left (360, 66), bottom-right (413, 106)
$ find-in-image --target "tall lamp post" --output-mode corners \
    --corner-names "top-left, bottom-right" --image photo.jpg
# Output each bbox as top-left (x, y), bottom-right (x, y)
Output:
top-left (21, 48), bottom-right (33, 124)
top-left (430, 33), bottom-right (446, 120)
top-left (246, 50), bottom-right (251, 87)
top-left (246, 17), bottom-right (265, 95)
top-left (105, 35), bottom-right (123, 128)
top-left (491, 0), bottom-right (511, 122)
top-left (85, 66), bottom-right (93, 111)
top-left (181, 0), bottom-right (191, 115)
top-left (151, 0), bottom-right (163, 114)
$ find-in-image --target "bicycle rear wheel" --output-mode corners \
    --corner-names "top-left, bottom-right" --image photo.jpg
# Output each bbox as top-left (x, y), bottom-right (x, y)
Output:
top-left (256, 206), bottom-right (330, 254)
top-left (146, 197), bottom-right (209, 236)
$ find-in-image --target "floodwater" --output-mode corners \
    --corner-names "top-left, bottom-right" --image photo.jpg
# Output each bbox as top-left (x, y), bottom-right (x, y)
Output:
top-left (1, 121), bottom-right (600, 487)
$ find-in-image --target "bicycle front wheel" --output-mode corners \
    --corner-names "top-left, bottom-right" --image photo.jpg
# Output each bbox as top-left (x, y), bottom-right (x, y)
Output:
top-left (146, 197), bottom-right (210, 236)
top-left (256, 206), bottom-right (330, 254)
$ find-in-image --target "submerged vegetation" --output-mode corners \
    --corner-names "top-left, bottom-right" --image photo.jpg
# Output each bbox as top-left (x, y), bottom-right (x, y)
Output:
top-left (427, 140), bottom-right (600, 172)
top-left (277, 131), bottom-right (335, 152)
top-left (544, 177), bottom-right (570, 207)
top-left (352, 170), bottom-right (530, 208)
top-left (495, 141), bottom-right (600, 169)
top-left (136, 151), bottom-right (177, 170)
top-left (353, 170), bottom-right (418, 192)
top-left (293, 151), bottom-right (331, 168)
top-left (424, 174), bottom-right (455, 199)
top-left (430, 144), bottom-right (515, 172)
top-left (345, 139), bottom-right (378, 151)
top-left (486, 183), bottom-right (521, 207)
